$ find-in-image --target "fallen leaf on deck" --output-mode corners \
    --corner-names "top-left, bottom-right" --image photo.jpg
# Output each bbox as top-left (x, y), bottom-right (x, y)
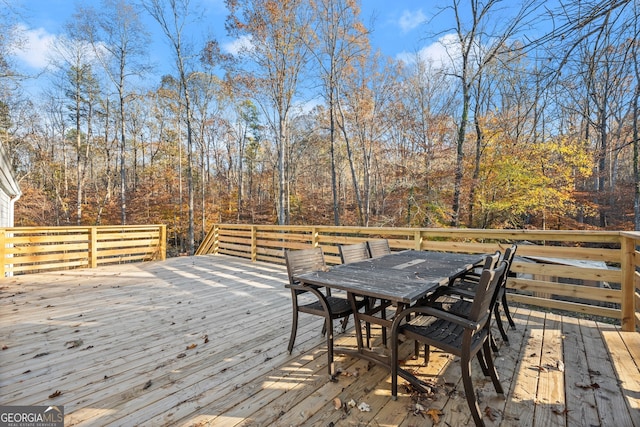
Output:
top-left (186, 343), bottom-right (197, 350)
top-left (203, 334), bottom-right (209, 343)
top-left (357, 402), bottom-right (371, 412)
top-left (484, 406), bottom-right (499, 421)
top-left (66, 339), bottom-right (83, 349)
top-left (556, 360), bottom-right (565, 372)
top-left (333, 397), bottom-right (342, 410)
top-left (551, 406), bottom-right (569, 415)
top-left (536, 365), bottom-right (548, 372)
top-left (49, 390), bottom-right (62, 398)
top-left (143, 380), bottom-right (152, 390)
top-left (588, 369), bottom-right (601, 376)
top-left (34, 352), bottom-right (49, 358)
top-left (426, 408), bottom-right (443, 423)
top-left (177, 353), bottom-right (186, 358)
top-left (575, 382), bottom-right (600, 389)
top-left (347, 399), bottom-right (357, 408)
top-left (2, 345), bottom-right (8, 350)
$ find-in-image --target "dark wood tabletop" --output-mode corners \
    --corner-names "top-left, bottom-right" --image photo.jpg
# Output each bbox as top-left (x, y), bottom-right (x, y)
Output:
top-left (294, 250), bottom-right (485, 304)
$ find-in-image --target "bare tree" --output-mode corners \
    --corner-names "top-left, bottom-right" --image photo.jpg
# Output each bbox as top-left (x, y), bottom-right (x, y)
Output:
top-left (78, 0), bottom-right (150, 225)
top-left (308, 0), bottom-right (369, 225)
top-left (226, 0), bottom-right (311, 225)
top-left (439, 0), bottom-right (542, 226)
top-left (144, 0), bottom-right (200, 253)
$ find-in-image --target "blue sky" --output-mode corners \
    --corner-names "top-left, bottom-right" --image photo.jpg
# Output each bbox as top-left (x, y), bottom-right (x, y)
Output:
top-left (14, 1), bottom-right (437, 75)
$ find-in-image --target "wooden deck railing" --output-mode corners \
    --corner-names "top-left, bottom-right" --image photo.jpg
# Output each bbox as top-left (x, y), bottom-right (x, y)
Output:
top-left (197, 224), bottom-right (640, 332)
top-left (0, 225), bottom-right (166, 276)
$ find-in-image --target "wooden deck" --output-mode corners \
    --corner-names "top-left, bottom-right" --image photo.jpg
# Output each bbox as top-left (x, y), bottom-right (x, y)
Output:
top-left (1, 254), bottom-right (638, 427)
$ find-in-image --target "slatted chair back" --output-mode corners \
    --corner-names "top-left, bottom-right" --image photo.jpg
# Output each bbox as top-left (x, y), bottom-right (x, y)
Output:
top-left (366, 239), bottom-right (391, 258)
top-left (285, 247), bottom-right (326, 286)
top-left (339, 242), bottom-right (370, 264)
top-left (467, 260), bottom-right (508, 326)
top-left (503, 244), bottom-right (517, 270)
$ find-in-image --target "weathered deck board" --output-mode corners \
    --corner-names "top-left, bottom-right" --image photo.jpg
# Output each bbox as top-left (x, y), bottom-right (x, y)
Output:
top-left (1, 254), bottom-right (638, 427)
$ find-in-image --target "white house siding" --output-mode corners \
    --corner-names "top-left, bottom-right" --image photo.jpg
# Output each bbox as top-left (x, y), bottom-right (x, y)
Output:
top-left (0, 143), bottom-right (20, 227)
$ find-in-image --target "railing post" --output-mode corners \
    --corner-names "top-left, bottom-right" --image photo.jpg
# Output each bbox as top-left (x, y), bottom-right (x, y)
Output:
top-left (159, 224), bottom-right (167, 260)
top-left (251, 226), bottom-right (257, 262)
top-left (414, 230), bottom-right (422, 251)
top-left (312, 227), bottom-right (319, 247)
top-left (213, 224), bottom-right (219, 254)
top-left (89, 227), bottom-right (97, 268)
top-left (0, 229), bottom-right (5, 277)
top-left (620, 235), bottom-right (635, 331)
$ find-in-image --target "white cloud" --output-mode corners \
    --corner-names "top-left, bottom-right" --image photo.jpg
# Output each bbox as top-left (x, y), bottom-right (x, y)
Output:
top-left (12, 24), bottom-right (57, 69)
top-left (223, 35), bottom-right (254, 56)
top-left (397, 33), bottom-right (460, 71)
top-left (398, 9), bottom-right (426, 33)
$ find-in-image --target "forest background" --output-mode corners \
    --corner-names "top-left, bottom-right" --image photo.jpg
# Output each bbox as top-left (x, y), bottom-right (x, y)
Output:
top-left (1, 0), bottom-right (639, 256)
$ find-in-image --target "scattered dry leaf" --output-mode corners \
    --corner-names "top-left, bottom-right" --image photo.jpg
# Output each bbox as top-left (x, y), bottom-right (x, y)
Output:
top-left (66, 339), bottom-right (83, 349)
top-left (143, 380), bottom-right (152, 390)
top-left (484, 406), bottom-right (499, 421)
top-left (203, 334), bottom-right (209, 344)
top-left (333, 397), bottom-right (342, 410)
top-left (556, 360), bottom-right (565, 372)
top-left (49, 390), bottom-right (62, 398)
top-left (426, 408), bottom-right (443, 423)
top-left (186, 343), bottom-right (197, 350)
top-left (551, 406), bottom-right (569, 415)
top-left (2, 345), bottom-right (8, 350)
top-left (357, 402), bottom-right (371, 412)
top-left (575, 382), bottom-right (600, 389)
top-left (177, 353), bottom-right (186, 358)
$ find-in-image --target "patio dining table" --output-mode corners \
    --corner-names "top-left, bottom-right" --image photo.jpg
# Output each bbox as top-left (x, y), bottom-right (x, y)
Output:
top-left (293, 250), bottom-right (485, 378)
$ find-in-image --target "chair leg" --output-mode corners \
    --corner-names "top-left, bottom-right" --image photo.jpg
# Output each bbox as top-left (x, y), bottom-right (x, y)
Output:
top-left (340, 315), bottom-right (350, 331)
top-left (461, 353), bottom-right (484, 427)
top-left (326, 317), bottom-right (335, 377)
top-left (288, 310), bottom-right (299, 354)
top-left (494, 304), bottom-right (509, 344)
top-left (391, 331), bottom-right (399, 399)
top-left (476, 349), bottom-right (489, 376)
top-left (483, 338), bottom-right (504, 394)
top-left (502, 292), bottom-right (516, 329)
top-left (381, 301), bottom-right (388, 346)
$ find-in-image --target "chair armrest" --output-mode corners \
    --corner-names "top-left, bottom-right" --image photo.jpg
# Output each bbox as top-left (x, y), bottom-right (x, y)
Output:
top-left (423, 285), bottom-right (475, 303)
top-left (393, 305), bottom-right (481, 332)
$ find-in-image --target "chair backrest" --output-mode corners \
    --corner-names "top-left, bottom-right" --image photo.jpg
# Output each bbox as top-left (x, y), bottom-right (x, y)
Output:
top-left (367, 239), bottom-right (391, 258)
top-left (467, 261), bottom-right (507, 325)
top-left (483, 251), bottom-right (501, 269)
top-left (339, 242), bottom-right (370, 264)
top-left (503, 244), bottom-right (517, 272)
top-left (285, 247), bottom-right (325, 286)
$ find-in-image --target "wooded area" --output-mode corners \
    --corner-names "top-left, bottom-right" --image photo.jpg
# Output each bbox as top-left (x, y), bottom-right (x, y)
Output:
top-left (1, 0), bottom-right (639, 255)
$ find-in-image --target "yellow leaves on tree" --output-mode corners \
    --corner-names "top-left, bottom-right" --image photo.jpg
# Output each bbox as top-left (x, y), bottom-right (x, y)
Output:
top-left (475, 136), bottom-right (594, 228)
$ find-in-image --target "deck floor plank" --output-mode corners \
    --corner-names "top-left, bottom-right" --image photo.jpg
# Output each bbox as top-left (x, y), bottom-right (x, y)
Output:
top-left (1, 254), bottom-right (638, 427)
top-left (561, 315), bottom-right (601, 427)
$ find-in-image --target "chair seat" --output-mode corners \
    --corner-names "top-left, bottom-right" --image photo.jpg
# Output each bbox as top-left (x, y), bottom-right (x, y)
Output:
top-left (402, 316), bottom-right (486, 356)
top-left (299, 295), bottom-right (361, 317)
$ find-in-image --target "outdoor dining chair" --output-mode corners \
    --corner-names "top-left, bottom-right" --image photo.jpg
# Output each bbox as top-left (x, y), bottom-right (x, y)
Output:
top-left (284, 247), bottom-right (366, 377)
top-left (447, 245), bottom-right (518, 345)
top-left (339, 242), bottom-right (371, 264)
top-left (366, 239), bottom-right (391, 258)
top-left (390, 260), bottom-right (508, 427)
